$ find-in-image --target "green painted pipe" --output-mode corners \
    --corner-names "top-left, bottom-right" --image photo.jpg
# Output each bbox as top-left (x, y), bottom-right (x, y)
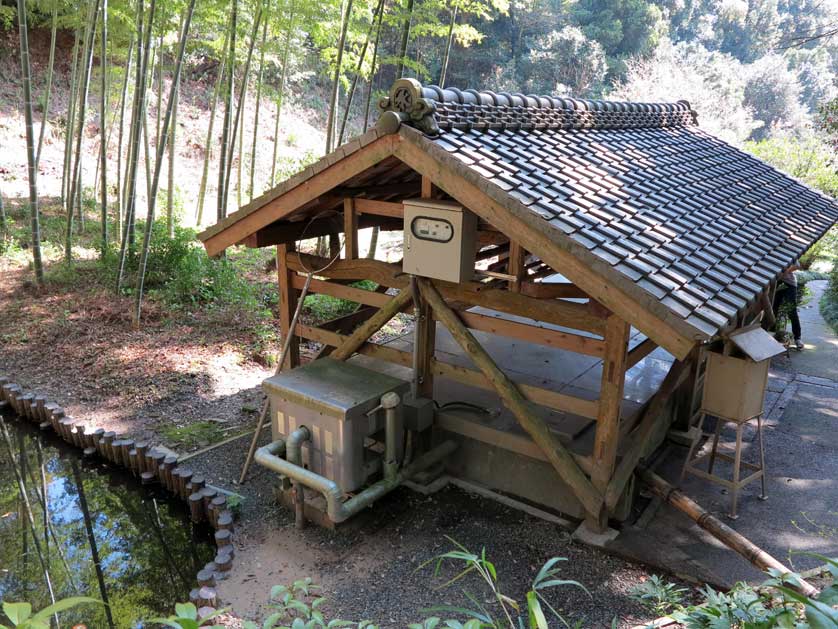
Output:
top-left (255, 438), bottom-right (457, 523)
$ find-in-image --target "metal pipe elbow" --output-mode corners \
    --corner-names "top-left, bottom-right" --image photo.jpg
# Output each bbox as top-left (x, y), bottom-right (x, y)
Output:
top-left (286, 426), bottom-right (311, 466)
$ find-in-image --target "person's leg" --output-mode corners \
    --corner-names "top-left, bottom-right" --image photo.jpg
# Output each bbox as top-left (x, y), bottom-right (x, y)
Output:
top-left (789, 285), bottom-right (802, 343)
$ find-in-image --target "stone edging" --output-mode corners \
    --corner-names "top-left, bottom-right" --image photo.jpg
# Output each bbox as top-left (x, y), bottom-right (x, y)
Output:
top-left (0, 375), bottom-right (232, 619)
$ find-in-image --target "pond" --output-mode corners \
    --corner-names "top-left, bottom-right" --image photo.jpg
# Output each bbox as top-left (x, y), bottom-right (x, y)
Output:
top-left (0, 410), bottom-right (217, 628)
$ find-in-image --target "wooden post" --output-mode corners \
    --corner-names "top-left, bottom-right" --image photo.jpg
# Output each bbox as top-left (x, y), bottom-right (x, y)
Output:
top-left (508, 241), bottom-right (526, 293)
top-left (589, 314), bottom-right (630, 530)
top-left (343, 197), bottom-right (358, 259)
top-left (277, 244), bottom-right (300, 371)
top-left (416, 298), bottom-right (435, 398)
top-left (331, 289), bottom-right (412, 360)
top-left (421, 175), bottom-right (434, 199)
top-left (418, 278), bottom-right (603, 519)
top-left (605, 359), bottom-right (689, 510)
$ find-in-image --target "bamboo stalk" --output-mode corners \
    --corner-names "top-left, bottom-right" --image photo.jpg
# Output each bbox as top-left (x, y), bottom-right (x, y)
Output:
top-left (35, 0), bottom-right (58, 169)
top-left (270, 0), bottom-right (296, 187)
top-left (100, 0), bottom-right (109, 253)
top-left (637, 467), bottom-right (819, 597)
top-left (16, 0), bottom-right (44, 284)
top-left (249, 10), bottom-right (269, 202)
top-left (325, 0), bottom-right (353, 153)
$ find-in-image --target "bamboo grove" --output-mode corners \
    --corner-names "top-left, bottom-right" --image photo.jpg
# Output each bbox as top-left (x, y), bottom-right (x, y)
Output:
top-left (10, 0), bottom-right (506, 323)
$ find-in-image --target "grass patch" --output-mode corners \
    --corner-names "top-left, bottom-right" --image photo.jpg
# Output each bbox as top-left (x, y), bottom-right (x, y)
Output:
top-left (160, 421), bottom-right (227, 450)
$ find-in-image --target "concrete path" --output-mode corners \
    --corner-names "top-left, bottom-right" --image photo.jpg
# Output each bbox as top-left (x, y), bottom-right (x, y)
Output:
top-left (611, 280), bottom-right (838, 588)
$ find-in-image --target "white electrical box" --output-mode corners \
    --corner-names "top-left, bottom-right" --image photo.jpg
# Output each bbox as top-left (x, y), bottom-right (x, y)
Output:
top-left (402, 199), bottom-right (477, 284)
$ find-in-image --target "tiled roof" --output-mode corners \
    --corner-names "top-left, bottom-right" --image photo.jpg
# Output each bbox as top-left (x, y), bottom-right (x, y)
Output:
top-left (380, 79), bottom-right (838, 338)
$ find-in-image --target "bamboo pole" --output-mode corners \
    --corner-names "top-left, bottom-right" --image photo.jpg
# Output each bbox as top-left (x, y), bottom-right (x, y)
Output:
top-left (417, 278), bottom-right (603, 518)
top-left (1, 421), bottom-right (58, 621)
top-left (270, 0), bottom-right (296, 187)
top-left (331, 288), bottom-right (412, 360)
top-left (16, 0), bottom-right (44, 284)
top-left (637, 467), bottom-right (819, 598)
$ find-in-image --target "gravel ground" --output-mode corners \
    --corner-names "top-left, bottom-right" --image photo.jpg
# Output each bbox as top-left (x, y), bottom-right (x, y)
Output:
top-left (185, 434), bottom-right (674, 628)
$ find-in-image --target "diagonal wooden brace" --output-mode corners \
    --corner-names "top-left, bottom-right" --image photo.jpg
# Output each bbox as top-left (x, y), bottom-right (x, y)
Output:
top-left (331, 288), bottom-right (413, 361)
top-left (417, 277), bottom-right (603, 519)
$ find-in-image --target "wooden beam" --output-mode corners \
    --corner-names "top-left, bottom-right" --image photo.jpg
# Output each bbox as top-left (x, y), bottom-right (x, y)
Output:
top-left (418, 278), bottom-right (603, 519)
top-left (203, 133), bottom-right (398, 256)
top-left (520, 282), bottom-right (588, 300)
top-left (415, 294), bottom-right (436, 398)
top-left (457, 311), bottom-right (605, 357)
top-left (247, 214), bottom-right (400, 248)
top-left (331, 289), bottom-right (413, 360)
top-left (476, 243), bottom-right (510, 262)
top-left (626, 337), bottom-right (658, 369)
top-left (335, 181), bottom-right (421, 198)
top-left (590, 315), bottom-right (630, 529)
top-left (508, 241), bottom-right (526, 293)
top-left (285, 253), bottom-right (607, 335)
top-left (276, 244), bottom-right (300, 371)
top-left (295, 324), bottom-right (600, 419)
top-left (436, 412), bottom-right (593, 475)
top-left (393, 133), bottom-right (698, 359)
top-left (313, 306), bottom-right (378, 359)
top-left (421, 175), bottom-right (434, 198)
top-left (354, 198), bottom-right (403, 218)
top-left (343, 198), bottom-right (358, 259)
top-left (291, 275), bottom-right (391, 307)
top-left (293, 273), bottom-right (602, 358)
top-left (605, 358), bottom-right (689, 510)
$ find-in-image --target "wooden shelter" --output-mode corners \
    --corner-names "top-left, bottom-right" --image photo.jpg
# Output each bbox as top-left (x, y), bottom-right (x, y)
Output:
top-left (199, 78), bottom-right (838, 531)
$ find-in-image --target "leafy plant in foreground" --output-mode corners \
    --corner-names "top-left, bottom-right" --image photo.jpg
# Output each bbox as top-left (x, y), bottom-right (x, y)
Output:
top-left (630, 574), bottom-right (688, 616)
top-left (415, 537), bottom-right (588, 629)
top-left (151, 602), bottom-right (227, 629)
top-left (1, 598), bottom-right (101, 629)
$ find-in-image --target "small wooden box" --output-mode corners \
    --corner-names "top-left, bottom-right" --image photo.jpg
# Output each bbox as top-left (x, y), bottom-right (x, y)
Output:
top-left (701, 327), bottom-right (785, 421)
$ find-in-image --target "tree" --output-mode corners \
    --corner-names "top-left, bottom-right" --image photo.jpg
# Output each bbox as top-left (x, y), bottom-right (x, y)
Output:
top-left (16, 0), bottom-right (45, 285)
top-left (524, 26), bottom-right (607, 96)
top-left (571, 0), bottom-right (663, 76)
top-left (611, 42), bottom-right (759, 144)
top-left (743, 53), bottom-right (807, 139)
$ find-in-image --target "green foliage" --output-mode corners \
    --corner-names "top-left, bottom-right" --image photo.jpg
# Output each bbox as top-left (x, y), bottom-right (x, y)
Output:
top-left (416, 537), bottom-right (588, 628)
top-left (160, 421), bottom-right (226, 450)
top-left (817, 97), bottom-right (838, 152)
top-left (667, 553), bottom-right (838, 629)
top-left (105, 218), bottom-right (264, 312)
top-left (151, 602), bottom-right (227, 628)
top-left (523, 27), bottom-right (607, 96)
top-left (1, 598), bottom-right (101, 629)
top-left (630, 575), bottom-right (688, 616)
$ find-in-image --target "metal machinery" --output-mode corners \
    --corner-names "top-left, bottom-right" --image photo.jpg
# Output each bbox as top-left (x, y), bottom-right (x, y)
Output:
top-left (264, 358), bottom-right (409, 493)
top-left (255, 358), bottom-right (455, 527)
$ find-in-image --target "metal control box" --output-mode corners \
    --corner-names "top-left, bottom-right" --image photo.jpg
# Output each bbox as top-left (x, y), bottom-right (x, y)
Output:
top-left (263, 358), bottom-right (409, 493)
top-left (403, 199), bottom-right (477, 284)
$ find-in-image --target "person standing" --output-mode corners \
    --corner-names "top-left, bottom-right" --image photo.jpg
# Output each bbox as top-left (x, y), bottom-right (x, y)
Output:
top-left (773, 260), bottom-right (803, 349)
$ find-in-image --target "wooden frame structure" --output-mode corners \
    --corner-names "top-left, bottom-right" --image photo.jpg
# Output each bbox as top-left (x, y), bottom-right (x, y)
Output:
top-left (201, 147), bottom-right (693, 530)
top-left (198, 111), bottom-right (811, 529)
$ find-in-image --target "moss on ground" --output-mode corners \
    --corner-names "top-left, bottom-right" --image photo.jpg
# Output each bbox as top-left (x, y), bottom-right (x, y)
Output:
top-left (160, 421), bottom-right (227, 450)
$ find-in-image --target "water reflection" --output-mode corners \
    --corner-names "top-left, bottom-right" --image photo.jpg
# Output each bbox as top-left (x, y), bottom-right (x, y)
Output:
top-left (0, 411), bottom-right (215, 628)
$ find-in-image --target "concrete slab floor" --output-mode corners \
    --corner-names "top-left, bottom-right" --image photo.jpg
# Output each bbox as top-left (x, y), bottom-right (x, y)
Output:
top-left (611, 281), bottom-right (838, 588)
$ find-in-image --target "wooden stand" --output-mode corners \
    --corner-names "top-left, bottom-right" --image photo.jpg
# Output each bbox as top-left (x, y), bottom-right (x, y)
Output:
top-left (680, 411), bottom-right (768, 519)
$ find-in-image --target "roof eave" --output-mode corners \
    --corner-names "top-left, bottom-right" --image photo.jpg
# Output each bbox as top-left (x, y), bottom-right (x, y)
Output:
top-left (198, 128), bottom-right (394, 256)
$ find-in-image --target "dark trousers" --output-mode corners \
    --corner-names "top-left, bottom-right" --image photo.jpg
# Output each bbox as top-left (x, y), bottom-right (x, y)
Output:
top-left (773, 284), bottom-right (801, 340)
